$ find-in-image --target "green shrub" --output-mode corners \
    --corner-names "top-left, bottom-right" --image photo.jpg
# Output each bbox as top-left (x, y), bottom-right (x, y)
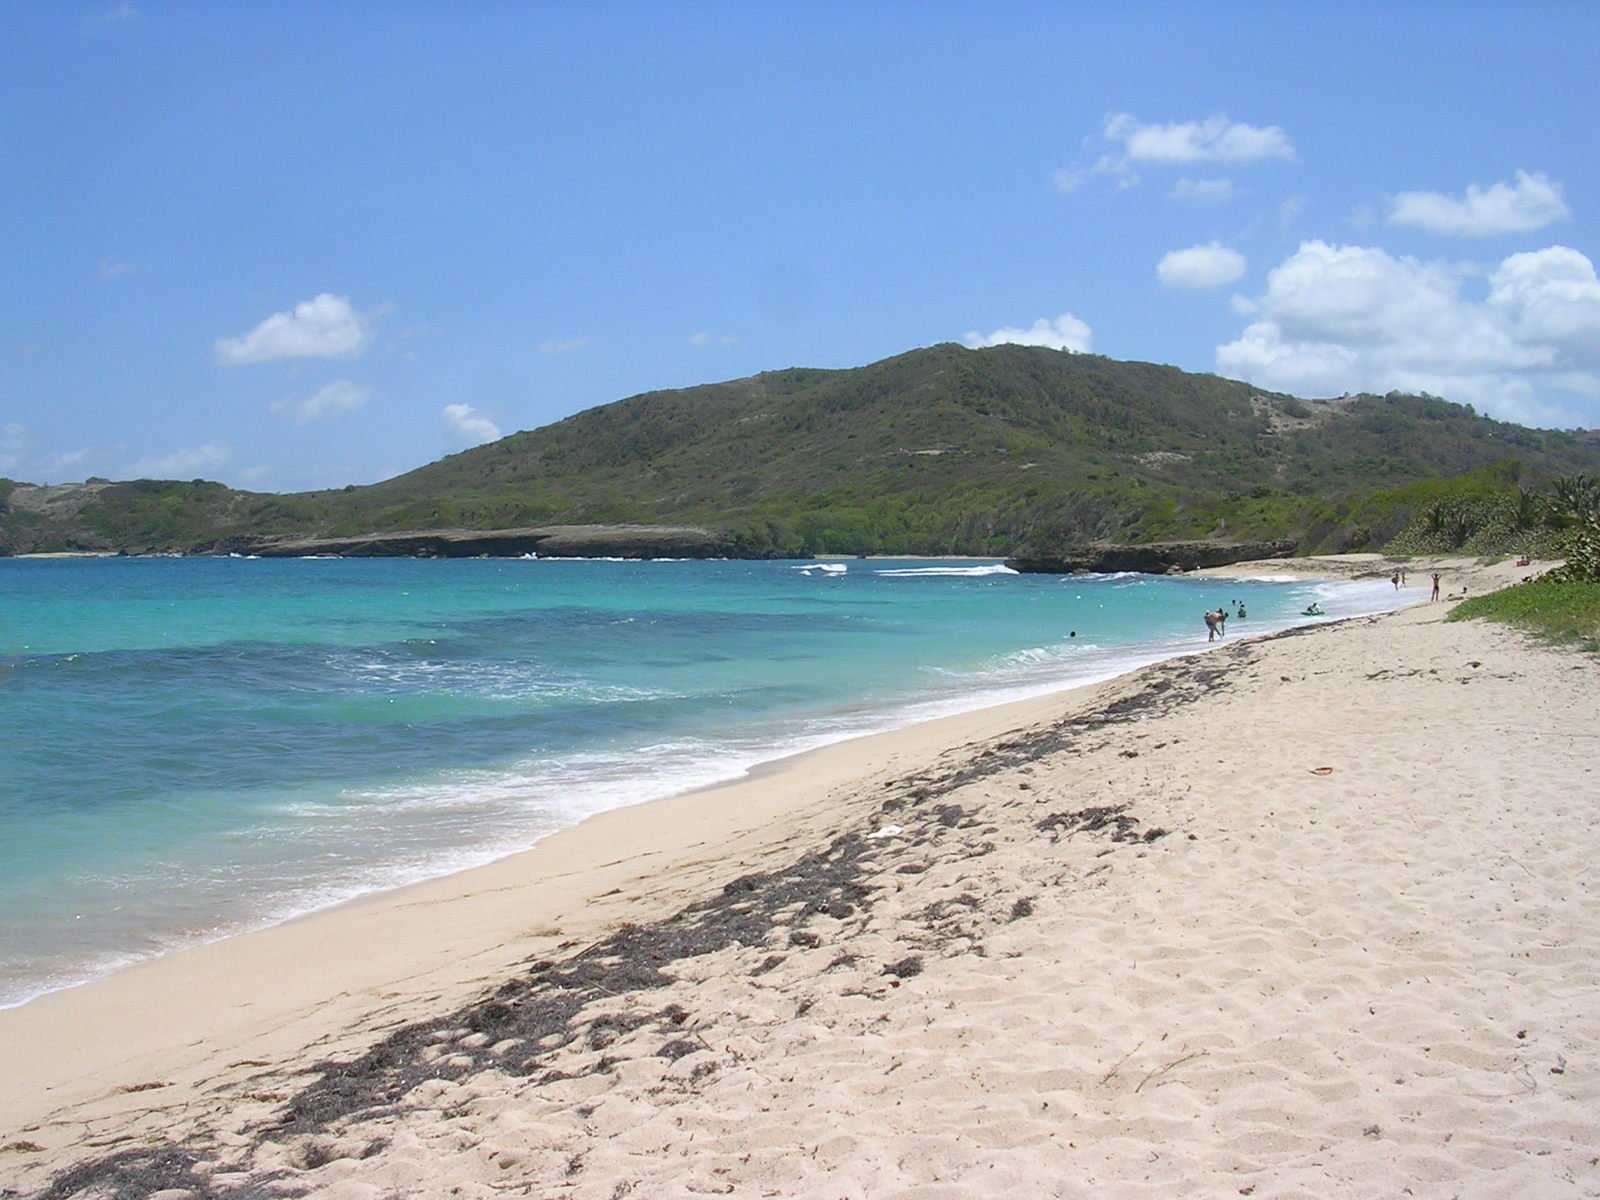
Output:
top-left (1449, 576), bottom-right (1600, 652)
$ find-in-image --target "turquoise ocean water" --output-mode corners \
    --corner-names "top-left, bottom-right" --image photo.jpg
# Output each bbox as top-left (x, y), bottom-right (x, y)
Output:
top-left (0, 556), bottom-right (1406, 1007)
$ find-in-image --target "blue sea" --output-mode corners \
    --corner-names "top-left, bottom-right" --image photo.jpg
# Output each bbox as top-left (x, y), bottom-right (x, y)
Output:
top-left (0, 556), bottom-right (1404, 1008)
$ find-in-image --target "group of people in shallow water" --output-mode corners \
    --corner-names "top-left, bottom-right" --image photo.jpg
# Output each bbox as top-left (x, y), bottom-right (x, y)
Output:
top-left (1206, 592), bottom-right (1342, 640)
top-left (1203, 565), bottom-right (1467, 641)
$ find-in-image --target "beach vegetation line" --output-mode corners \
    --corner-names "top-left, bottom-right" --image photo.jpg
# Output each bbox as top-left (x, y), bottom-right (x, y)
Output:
top-left (1449, 579), bottom-right (1600, 653)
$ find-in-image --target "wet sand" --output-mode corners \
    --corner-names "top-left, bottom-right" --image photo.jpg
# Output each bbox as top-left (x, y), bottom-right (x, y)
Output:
top-left (4, 555), bottom-right (1596, 1199)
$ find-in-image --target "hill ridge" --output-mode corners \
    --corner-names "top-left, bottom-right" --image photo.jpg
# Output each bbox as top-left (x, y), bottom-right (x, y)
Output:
top-left (4, 344), bottom-right (1598, 557)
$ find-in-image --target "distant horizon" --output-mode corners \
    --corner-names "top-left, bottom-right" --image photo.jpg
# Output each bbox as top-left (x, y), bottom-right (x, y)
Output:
top-left (4, 4), bottom-right (1597, 491)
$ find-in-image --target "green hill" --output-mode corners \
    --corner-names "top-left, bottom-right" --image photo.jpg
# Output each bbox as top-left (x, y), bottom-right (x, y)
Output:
top-left (4, 343), bottom-right (1598, 557)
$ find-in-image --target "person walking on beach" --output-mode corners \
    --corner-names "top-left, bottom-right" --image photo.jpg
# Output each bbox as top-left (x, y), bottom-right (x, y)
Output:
top-left (1430, 572), bottom-right (1441, 601)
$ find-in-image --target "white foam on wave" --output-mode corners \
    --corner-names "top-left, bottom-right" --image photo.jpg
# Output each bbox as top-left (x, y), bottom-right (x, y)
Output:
top-left (993, 642), bottom-right (1099, 668)
top-left (4, 569), bottom-right (1420, 1012)
top-left (1075, 570), bottom-right (1146, 582)
top-left (875, 564), bottom-right (1016, 578)
top-left (334, 653), bottom-right (673, 706)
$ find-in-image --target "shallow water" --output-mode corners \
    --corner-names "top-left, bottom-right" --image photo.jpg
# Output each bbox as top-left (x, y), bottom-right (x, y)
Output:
top-left (0, 556), bottom-right (1401, 1006)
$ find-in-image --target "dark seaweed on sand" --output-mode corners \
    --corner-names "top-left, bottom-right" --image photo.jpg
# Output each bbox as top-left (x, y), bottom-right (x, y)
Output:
top-left (21, 639), bottom-right (1247, 1200)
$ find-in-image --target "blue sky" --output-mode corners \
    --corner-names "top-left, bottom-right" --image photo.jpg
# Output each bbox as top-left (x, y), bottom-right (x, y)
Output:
top-left (3, 2), bottom-right (1598, 492)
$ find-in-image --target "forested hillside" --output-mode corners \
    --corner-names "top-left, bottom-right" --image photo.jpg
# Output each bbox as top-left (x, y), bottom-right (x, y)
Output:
top-left (4, 344), bottom-right (1597, 557)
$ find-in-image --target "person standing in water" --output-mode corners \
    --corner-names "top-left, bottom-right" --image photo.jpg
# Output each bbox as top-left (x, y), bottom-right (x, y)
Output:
top-left (1204, 609), bottom-right (1226, 641)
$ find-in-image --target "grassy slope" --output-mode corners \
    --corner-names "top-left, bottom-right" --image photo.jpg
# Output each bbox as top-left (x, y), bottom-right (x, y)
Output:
top-left (5, 344), bottom-right (1599, 555)
top-left (1449, 579), bottom-right (1600, 654)
top-left (304, 345), bottom-right (1600, 555)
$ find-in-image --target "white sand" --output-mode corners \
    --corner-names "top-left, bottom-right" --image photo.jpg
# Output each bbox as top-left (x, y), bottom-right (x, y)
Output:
top-left (4, 555), bottom-right (1597, 1198)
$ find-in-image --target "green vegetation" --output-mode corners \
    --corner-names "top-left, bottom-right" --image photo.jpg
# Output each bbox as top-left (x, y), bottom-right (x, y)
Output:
top-left (4, 345), bottom-right (1599, 557)
top-left (1448, 579), bottom-right (1600, 653)
top-left (1388, 471), bottom-right (1600, 562)
top-left (1446, 474), bottom-right (1600, 652)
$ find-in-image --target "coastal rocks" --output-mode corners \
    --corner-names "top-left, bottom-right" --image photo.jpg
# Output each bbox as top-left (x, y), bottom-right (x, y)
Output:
top-left (1005, 538), bottom-right (1298, 575)
top-left (227, 524), bottom-right (739, 560)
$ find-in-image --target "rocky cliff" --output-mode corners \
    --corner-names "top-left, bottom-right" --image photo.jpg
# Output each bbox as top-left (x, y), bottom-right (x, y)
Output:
top-left (1004, 539), bottom-right (1298, 575)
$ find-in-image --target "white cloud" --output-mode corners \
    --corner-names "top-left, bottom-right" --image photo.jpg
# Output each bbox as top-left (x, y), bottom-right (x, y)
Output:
top-left (0, 431), bottom-right (97, 481)
top-left (688, 331), bottom-right (737, 347)
top-left (442, 404), bottom-right (501, 445)
top-left (128, 442), bottom-right (231, 479)
top-left (238, 464), bottom-right (273, 484)
top-left (539, 337), bottom-right (590, 355)
top-left (1387, 170), bottom-right (1570, 238)
top-left (1104, 113), bottom-right (1295, 165)
top-left (273, 379), bottom-right (372, 424)
top-left (1489, 246), bottom-right (1600, 359)
top-left (83, 2), bottom-right (137, 28)
top-left (215, 294), bottom-right (372, 365)
top-left (964, 314), bottom-right (1092, 354)
top-left (1157, 243), bottom-right (1247, 290)
top-left (1173, 177), bottom-right (1236, 203)
top-left (46, 448), bottom-right (92, 473)
top-left (1215, 240), bottom-right (1600, 425)
top-left (1, 422), bottom-right (29, 471)
top-left (1051, 166), bottom-right (1087, 194)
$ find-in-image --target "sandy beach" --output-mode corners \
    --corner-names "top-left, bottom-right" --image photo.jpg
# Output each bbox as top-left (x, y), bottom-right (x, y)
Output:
top-left (4, 555), bottom-right (1597, 1199)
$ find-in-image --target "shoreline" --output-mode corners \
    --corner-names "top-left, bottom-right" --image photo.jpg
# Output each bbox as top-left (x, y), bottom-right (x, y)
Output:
top-left (0, 655), bottom-right (1130, 1132)
top-left (0, 566), bottom-right (1403, 1017)
top-left (5, 552), bottom-right (1589, 1198)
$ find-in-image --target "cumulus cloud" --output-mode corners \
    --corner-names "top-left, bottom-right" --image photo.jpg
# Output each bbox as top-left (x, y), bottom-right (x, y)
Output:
top-left (1215, 240), bottom-right (1600, 425)
top-left (215, 294), bottom-right (372, 364)
top-left (1157, 243), bottom-right (1247, 290)
top-left (128, 442), bottom-right (231, 479)
top-left (1104, 113), bottom-right (1295, 165)
top-left (1056, 114), bottom-right (1292, 197)
top-left (273, 380), bottom-right (371, 424)
top-left (443, 404), bottom-right (501, 445)
top-left (1173, 177), bottom-right (1237, 203)
top-left (964, 314), bottom-right (1093, 354)
top-left (1489, 247), bottom-right (1600, 357)
top-left (1387, 170), bottom-right (1570, 237)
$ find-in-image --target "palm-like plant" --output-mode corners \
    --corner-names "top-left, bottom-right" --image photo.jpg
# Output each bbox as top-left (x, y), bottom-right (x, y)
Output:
top-left (1548, 475), bottom-right (1600, 526)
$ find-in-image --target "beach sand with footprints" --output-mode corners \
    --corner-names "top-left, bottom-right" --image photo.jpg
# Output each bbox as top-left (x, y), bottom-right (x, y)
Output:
top-left (5, 555), bottom-right (1598, 1199)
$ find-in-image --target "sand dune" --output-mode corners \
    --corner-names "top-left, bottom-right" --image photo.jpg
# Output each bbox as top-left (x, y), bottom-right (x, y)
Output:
top-left (4, 558), bottom-right (1597, 1199)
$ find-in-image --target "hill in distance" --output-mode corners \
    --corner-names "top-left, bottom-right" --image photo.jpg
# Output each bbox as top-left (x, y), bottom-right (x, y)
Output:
top-left (4, 343), bottom-right (1598, 559)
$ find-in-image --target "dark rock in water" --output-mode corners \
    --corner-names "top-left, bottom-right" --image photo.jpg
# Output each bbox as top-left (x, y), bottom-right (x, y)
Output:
top-left (1005, 538), bottom-right (1297, 575)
